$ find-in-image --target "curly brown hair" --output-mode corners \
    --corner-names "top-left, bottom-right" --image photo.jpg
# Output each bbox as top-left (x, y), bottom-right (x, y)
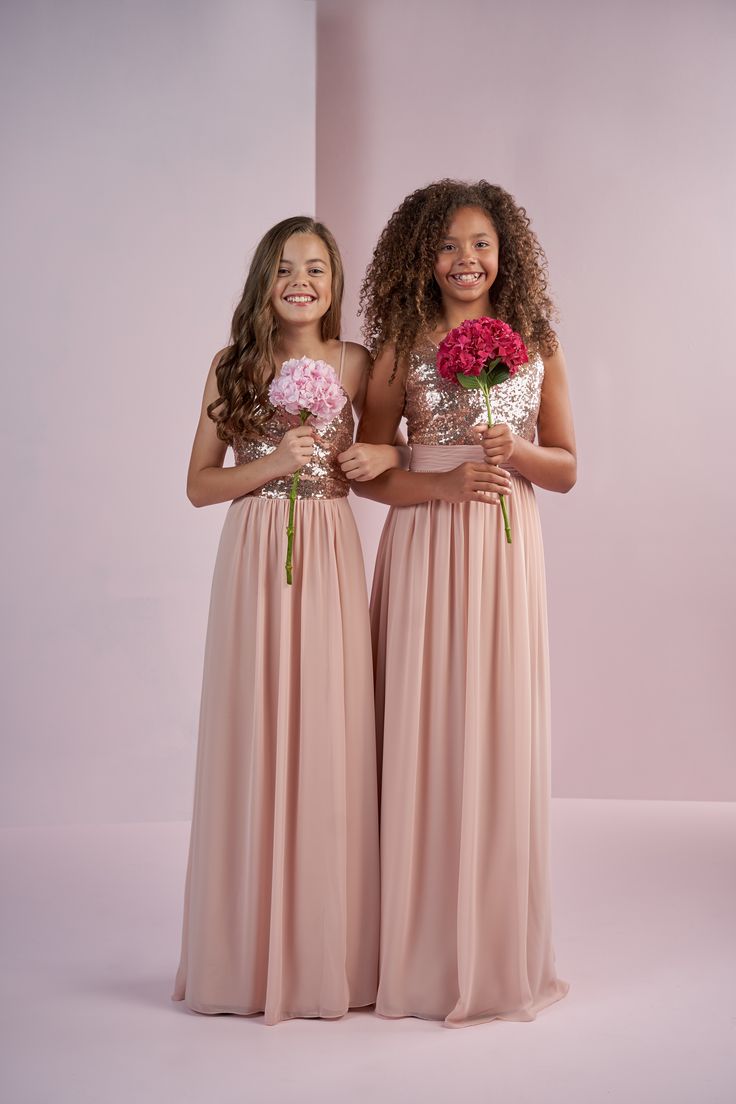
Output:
top-left (359, 180), bottom-right (557, 380)
top-left (209, 216), bottom-right (344, 441)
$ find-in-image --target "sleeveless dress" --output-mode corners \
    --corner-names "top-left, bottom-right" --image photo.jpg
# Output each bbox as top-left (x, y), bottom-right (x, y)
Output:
top-left (371, 338), bottom-right (569, 1027)
top-left (173, 344), bottom-right (379, 1024)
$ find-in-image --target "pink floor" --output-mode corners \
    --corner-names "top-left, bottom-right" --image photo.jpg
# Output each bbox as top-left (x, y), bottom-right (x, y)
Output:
top-left (2, 799), bottom-right (734, 1103)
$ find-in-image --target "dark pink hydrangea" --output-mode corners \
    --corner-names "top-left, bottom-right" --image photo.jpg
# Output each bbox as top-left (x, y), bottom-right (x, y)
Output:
top-left (437, 317), bottom-right (528, 381)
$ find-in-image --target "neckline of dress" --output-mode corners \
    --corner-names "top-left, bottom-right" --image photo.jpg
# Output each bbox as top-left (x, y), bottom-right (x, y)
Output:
top-left (416, 332), bottom-right (440, 353)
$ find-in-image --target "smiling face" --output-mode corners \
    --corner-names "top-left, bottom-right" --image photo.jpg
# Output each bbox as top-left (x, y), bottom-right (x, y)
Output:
top-left (433, 205), bottom-right (499, 312)
top-left (270, 232), bottom-right (332, 327)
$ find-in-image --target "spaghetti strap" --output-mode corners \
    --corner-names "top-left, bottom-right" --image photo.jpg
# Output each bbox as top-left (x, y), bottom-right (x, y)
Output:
top-left (338, 340), bottom-right (346, 382)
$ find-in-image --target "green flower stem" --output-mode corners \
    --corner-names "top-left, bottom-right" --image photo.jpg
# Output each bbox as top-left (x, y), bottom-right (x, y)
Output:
top-left (284, 410), bottom-right (310, 586)
top-left (482, 382), bottom-right (512, 545)
top-left (285, 470), bottom-right (299, 585)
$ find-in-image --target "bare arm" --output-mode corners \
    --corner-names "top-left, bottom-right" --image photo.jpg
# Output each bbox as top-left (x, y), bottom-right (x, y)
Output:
top-left (337, 342), bottom-right (409, 481)
top-left (186, 351), bottom-right (315, 507)
top-left (474, 344), bottom-right (577, 493)
top-left (352, 346), bottom-right (512, 507)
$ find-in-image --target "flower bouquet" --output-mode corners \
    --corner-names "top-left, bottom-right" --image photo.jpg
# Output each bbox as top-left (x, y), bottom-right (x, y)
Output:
top-left (437, 317), bottom-right (528, 544)
top-left (268, 356), bottom-right (347, 584)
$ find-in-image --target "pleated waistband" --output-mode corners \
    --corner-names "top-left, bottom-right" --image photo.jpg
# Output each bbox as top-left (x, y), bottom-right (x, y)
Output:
top-left (409, 444), bottom-right (521, 478)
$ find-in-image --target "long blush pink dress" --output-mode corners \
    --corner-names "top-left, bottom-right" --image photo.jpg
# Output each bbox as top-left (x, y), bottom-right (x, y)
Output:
top-left (173, 344), bottom-right (379, 1024)
top-left (371, 338), bottom-right (569, 1028)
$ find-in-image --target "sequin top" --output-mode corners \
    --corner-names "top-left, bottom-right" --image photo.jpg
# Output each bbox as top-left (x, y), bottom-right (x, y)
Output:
top-left (231, 386), bottom-right (354, 499)
top-left (404, 337), bottom-right (544, 445)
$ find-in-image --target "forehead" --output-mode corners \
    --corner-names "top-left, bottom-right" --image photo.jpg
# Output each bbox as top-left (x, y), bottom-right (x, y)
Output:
top-left (443, 205), bottom-right (498, 239)
top-left (280, 232), bottom-right (331, 265)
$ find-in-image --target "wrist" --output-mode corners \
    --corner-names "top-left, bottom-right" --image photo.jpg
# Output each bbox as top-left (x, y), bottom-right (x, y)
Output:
top-left (385, 443), bottom-right (401, 469)
top-left (429, 471), bottom-right (448, 502)
top-left (507, 434), bottom-right (529, 467)
top-left (263, 450), bottom-right (286, 481)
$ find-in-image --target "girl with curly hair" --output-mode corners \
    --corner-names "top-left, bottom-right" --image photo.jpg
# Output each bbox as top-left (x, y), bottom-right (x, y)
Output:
top-left (349, 180), bottom-right (576, 1027)
top-left (173, 216), bottom-right (400, 1024)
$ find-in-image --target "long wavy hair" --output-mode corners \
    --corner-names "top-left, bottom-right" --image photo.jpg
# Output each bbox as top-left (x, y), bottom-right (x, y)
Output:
top-left (359, 179), bottom-right (558, 381)
top-left (209, 216), bottom-right (344, 441)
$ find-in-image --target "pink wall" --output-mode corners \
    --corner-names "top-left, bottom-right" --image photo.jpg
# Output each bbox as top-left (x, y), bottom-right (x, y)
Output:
top-left (1, 0), bottom-right (316, 825)
top-left (2, 0), bottom-right (734, 826)
top-left (316, 0), bottom-right (736, 799)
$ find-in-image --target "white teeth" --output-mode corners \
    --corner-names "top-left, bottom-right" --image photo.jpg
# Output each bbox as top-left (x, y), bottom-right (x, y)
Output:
top-left (285, 295), bottom-right (315, 303)
top-left (452, 273), bottom-right (482, 283)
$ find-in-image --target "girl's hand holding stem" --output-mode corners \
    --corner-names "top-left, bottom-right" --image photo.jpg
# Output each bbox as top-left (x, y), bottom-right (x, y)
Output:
top-left (272, 425), bottom-right (317, 478)
top-left (472, 422), bottom-right (516, 466)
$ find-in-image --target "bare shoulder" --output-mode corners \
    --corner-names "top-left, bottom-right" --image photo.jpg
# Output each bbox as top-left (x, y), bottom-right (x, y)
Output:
top-left (343, 340), bottom-right (372, 373)
top-left (540, 337), bottom-right (568, 381)
top-left (202, 346), bottom-right (231, 402)
top-left (371, 342), bottom-right (407, 386)
top-left (339, 341), bottom-right (372, 407)
top-left (208, 345), bottom-right (231, 378)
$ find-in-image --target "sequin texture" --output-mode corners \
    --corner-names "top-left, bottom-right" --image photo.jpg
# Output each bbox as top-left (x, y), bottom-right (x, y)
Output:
top-left (232, 390), bottom-right (354, 499)
top-left (404, 338), bottom-right (544, 446)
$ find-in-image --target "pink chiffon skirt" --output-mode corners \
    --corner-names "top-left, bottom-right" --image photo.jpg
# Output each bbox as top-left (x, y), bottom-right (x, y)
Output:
top-left (371, 445), bottom-right (569, 1027)
top-left (173, 495), bottom-right (380, 1024)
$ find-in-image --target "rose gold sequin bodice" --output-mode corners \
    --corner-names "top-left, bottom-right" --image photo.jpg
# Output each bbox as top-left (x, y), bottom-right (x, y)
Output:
top-left (232, 388), bottom-right (354, 499)
top-left (404, 338), bottom-right (544, 446)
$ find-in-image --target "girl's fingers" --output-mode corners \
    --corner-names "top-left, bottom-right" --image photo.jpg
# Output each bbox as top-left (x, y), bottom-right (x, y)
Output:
top-left (474, 474), bottom-right (511, 492)
top-left (475, 462), bottom-right (510, 478)
top-left (475, 480), bottom-right (506, 491)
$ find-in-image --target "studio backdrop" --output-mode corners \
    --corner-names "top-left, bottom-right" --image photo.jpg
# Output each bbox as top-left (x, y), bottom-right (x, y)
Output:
top-left (1, 0), bottom-right (734, 827)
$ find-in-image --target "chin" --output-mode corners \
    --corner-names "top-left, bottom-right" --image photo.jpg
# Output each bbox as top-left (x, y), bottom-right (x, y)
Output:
top-left (448, 288), bottom-right (489, 302)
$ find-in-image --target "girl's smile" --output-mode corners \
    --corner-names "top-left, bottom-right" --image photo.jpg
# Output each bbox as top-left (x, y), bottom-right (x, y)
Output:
top-left (283, 293), bottom-right (317, 304)
top-left (448, 271), bottom-right (484, 286)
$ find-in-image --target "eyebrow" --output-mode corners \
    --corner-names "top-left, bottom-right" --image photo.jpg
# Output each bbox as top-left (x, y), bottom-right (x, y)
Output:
top-left (441, 232), bottom-right (494, 240)
top-left (279, 257), bottom-right (328, 264)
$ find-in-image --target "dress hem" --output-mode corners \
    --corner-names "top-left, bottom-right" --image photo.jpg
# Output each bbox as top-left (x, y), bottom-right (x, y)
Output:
top-left (375, 979), bottom-right (570, 1029)
top-left (172, 993), bottom-right (377, 1023)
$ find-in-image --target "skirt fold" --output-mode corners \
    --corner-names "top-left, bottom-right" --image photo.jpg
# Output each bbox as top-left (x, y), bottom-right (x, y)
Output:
top-left (372, 475), bottom-right (569, 1027)
top-left (173, 496), bottom-right (379, 1024)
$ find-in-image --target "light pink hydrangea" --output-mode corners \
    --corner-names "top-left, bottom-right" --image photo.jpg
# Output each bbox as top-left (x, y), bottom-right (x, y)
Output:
top-left (268, 356), bottom-right (347, 426)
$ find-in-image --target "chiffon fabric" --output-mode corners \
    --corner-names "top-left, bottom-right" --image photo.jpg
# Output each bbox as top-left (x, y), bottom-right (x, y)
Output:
top-left (173, 345), bottom-right (379, 1024)
top-left (371, 344), bottom-right (569, 1028)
